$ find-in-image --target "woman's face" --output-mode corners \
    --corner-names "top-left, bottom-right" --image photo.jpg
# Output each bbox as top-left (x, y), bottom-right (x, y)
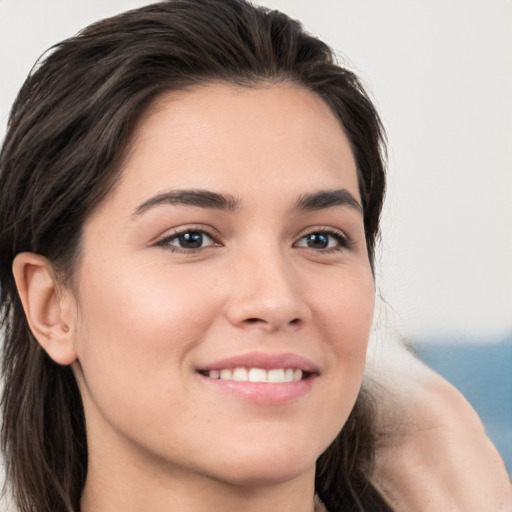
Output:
top-left (70, 84), bottom-right (375, 487)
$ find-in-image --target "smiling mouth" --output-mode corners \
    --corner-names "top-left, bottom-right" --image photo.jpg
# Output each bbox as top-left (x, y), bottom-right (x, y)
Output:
top-left (197, 353), bottom-right (318, 403)
top-left (199, 367), bottom-right (309, 383)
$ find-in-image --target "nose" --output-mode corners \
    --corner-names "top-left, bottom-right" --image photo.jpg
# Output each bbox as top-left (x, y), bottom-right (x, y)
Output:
top-left (224, 248), bottom-right (311, 332)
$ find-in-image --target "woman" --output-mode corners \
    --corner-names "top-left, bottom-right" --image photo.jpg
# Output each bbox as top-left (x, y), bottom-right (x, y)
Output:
top-left (0, 2), bottom-right (510, 512)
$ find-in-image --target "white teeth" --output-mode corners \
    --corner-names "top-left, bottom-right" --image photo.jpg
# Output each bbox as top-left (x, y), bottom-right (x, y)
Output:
top-left (232, 367), bottom-right (248, 381)
top-left (267, 368), bottom-right (285, 383)
top-left (206, 367), bottom-right (304, 383)
top-left (248, 368), bottom-right (267, 382)
top-left (220, 369), bottom-right (233, 380)
top-left (209, 369), bottom-right (220, 379)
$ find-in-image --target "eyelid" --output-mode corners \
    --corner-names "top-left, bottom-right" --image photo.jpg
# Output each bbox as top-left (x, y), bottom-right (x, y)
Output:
top-left (153, 224), bottom-right (223, 250)
top-left (293, 226), bottom-right (353, 250)
top-left (151, 224), bottom-right (353, 252)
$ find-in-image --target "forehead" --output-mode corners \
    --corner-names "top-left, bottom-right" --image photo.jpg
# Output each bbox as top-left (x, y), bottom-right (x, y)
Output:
top-left (106, 83), bottom-right (360, 213)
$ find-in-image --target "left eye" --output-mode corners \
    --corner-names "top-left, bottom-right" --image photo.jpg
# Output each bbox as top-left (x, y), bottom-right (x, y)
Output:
top-left (162, 230), bottom-right (216, 250)
top-left (295, 232), bottom-right (348, 250)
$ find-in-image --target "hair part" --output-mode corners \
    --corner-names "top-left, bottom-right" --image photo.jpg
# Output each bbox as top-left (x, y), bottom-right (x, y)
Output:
top-left (0, 1), bottom-right (388, 511)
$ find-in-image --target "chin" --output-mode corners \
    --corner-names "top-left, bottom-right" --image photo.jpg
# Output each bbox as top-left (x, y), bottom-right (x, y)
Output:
top-left (203, 436), bottom-right (324, 488)
top-left (218, 461), bottom-right (314, 488)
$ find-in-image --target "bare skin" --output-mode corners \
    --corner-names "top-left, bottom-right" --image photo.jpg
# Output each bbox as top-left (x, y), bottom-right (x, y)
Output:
top-left (367, 331), bottom-right (512, 512)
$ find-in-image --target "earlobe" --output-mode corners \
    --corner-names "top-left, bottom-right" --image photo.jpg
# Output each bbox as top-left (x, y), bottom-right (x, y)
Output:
top-left (12, 252), bottom-right (78, 365)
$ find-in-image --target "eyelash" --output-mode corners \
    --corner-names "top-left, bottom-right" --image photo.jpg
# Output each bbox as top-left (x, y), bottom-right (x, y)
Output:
top-left (154, 226), bottom-right (352, 253)
top-left (294, 227), bottom-right (352, 252)
top-left (154, 225), bottom-right (221, 253)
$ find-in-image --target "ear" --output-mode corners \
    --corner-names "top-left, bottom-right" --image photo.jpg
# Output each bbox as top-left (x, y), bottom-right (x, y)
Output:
top-left (12, 252), bottom-right (78, 365)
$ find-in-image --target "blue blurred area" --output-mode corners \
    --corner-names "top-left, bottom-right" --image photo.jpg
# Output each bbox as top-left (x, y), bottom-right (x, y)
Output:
top-left (416, 335), bottom-right (512, 476)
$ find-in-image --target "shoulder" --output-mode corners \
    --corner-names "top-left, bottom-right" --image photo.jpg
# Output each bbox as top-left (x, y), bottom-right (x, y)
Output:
top-left (365, 331), bottom-right (512, 512)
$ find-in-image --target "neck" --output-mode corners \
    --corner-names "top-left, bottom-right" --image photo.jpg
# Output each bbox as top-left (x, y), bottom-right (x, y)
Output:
top-left (81, 467), bottom-right (318, 512)
top-left (81, 438), bottom-right (318, 512)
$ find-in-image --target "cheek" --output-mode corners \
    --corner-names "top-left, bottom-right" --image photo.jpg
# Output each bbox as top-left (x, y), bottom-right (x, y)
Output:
top-left (315, 265), bottom-right (375, 353)
top-left (313, 266), bottom-right (374, 414)
top-left (72, 260), bottom-right (222, 411)
top-left (78, 256), bottom-right (219, 341)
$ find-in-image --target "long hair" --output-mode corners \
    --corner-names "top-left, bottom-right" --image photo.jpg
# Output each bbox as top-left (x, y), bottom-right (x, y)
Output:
top-left (0, 1), bottom-right (388, 510)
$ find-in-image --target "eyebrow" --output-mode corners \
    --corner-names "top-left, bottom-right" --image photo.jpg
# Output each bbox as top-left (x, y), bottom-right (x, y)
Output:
top-left (133, 189), bottom-right (240, 216)
top-left (293, 189), bottom-right (363, 214)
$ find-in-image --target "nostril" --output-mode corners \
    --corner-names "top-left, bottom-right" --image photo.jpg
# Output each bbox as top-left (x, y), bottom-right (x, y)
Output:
top-left (243, 317), bottom-right (301, 326)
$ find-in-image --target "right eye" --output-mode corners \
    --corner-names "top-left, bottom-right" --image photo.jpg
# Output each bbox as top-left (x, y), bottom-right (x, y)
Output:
top-left (156, 229), bottom-right (218, 252)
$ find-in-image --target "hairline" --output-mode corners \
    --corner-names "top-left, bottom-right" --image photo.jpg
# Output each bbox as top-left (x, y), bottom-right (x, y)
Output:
top-left (59, 77), bottom-right (368, 293)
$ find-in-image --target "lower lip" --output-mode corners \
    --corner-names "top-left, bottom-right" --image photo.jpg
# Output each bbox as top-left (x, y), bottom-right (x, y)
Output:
top-left (198, 374), bottom-right (315, 405)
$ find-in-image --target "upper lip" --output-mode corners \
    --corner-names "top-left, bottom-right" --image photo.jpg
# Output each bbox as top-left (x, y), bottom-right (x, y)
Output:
top-left (197, 351), bottom-right (320, 374)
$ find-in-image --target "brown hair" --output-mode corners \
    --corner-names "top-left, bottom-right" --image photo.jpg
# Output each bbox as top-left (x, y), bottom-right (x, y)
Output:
top-left (0, 1), bottom-right (389, 511)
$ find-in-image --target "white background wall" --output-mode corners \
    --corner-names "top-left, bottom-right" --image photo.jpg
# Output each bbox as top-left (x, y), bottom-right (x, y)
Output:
top-left (1, 0), bottom-right (511, 343)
